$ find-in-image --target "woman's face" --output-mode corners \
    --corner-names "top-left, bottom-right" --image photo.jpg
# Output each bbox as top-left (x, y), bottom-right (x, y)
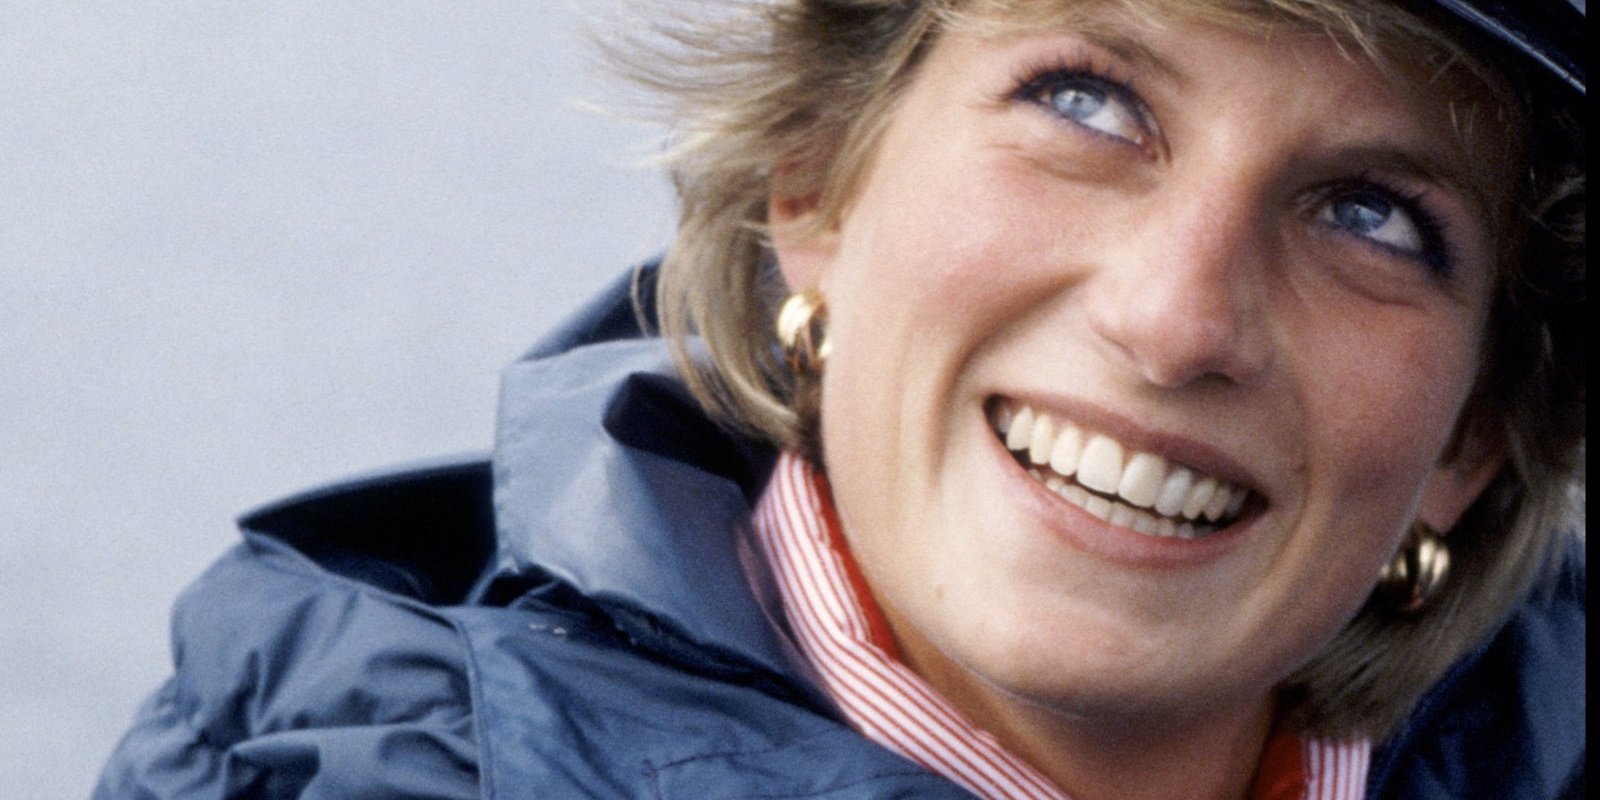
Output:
top-left (772, 9), bottom-right (1506, 728)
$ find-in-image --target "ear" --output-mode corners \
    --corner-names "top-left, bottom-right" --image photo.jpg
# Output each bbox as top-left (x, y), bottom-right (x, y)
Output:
top-left (1415, 427), bottom-right (1504, 533)
top-left (768, 181), bottom-right (839, 293)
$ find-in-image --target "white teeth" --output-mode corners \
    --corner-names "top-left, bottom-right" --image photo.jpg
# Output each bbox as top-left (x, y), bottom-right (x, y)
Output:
top-left (1131, 512), bottom-right (1159, 536)
top-left (1083, 495), bottom-right (1113, 521)
top-left (1048, 425), bottom-right (1084, 478)
top-left (1203, 485), bottom-right (1233, 522)
top-left (1226, 489), bottom-right (1247, 518)
top-left (1181, 476), bottom-right (1218, 520)
top-left (996, 403), bottom-right (1253, 536)
top-left (1063, 483), bottom-right (1091, 506)
top-left (1108, 504), bottom-right (1135, 529)
top-left (1040, 473), bottom-right (1215, 540)
top-left (1006, 406), bottom-right (1035, 451)
top-left (1076, 435), bottom-right (1124, 495)
top-left (1155, 467), bottom-right (1195, 518)
top-left (1118, 452), bottom-right (1165, 509)
top-left (1028, 413), bottom-right (1055, 466)
top-left (994, 404), bottom-right (1015, 436)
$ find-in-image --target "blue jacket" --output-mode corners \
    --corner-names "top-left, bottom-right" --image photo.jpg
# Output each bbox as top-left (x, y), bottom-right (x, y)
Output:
top-left (95, 269), bottom-right (1584, 799)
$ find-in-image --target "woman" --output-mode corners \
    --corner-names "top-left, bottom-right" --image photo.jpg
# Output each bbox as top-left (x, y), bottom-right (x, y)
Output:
top-left (96, 1), bottom-right (1583, 798)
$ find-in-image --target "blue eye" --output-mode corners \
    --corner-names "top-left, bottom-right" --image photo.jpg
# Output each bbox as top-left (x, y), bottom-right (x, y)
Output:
top-left (1327, 193), bottom-right (1419, 248)
top-left (1017, 69), bottom-right (1148, 146)
top-left (1316, 187), bottom-right (1449, 274)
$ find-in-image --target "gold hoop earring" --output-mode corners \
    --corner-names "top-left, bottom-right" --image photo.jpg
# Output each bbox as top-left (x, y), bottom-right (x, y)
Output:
top-left (777, 290), bottom-right (831, 375)
top-left (1376, 522), bottom-right (1450, 613)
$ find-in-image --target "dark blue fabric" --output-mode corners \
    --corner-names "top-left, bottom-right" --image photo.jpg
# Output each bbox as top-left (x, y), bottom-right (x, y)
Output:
top-left (1365, 548), bottom-right (1586, 799)
top-left (95, 266), bottom-right (1584, 799)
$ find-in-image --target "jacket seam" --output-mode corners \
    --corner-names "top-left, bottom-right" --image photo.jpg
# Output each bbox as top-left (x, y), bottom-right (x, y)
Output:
top-left (450, 614), bottom-right (496, 800)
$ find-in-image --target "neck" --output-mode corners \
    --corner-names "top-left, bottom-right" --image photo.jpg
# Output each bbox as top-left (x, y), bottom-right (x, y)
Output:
top-left (897, 632), bottom-right (1277, 800)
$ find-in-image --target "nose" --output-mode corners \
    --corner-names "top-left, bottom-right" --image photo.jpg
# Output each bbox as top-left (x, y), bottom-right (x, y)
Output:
top-left (1087, 178), bottom-right (1274, 388)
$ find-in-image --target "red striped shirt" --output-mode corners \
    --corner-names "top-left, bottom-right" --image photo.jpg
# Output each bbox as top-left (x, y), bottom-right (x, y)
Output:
top-left (752, 451), bottom-right (1370, 800)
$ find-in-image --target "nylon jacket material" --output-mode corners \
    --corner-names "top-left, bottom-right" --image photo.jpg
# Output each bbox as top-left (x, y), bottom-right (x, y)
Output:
top-left (94, 269), bottom-right (1584, 799)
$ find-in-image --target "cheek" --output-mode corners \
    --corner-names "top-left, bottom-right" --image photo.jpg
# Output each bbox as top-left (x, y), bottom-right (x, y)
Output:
top-left (816, 159), bottom-right (1074, 568)
top-left (829, 154), bottom-right (1104, 353)
top-left (1294, 310), bottom-right (1482, 507)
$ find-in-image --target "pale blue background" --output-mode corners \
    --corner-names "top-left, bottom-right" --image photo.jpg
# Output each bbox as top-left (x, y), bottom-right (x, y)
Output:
top-left (0, 3), bottom-right (672, 796)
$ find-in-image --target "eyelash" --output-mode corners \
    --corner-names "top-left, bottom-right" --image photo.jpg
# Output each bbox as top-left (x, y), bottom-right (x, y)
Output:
top-left (1324, 176), bottom-right (1455, 278)
top-left (1004, 53), bottom-right (1151, 147)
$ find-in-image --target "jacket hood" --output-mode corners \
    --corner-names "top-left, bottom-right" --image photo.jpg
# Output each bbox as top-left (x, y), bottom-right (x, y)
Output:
top-left (484, 327), bottom-right (810, 696)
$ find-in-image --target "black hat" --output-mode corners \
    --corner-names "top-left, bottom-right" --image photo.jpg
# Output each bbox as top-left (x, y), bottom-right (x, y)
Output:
top-left (1429, 0), bottom-right (1586, 94)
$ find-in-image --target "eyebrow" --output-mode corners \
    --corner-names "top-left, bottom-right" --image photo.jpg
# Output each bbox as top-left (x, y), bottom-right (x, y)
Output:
top-left (1076, 25), bottom-right (1185, 86)
top-left (977, 9), bottom-right (1186, 85)
top-left (1326, 145), bottom-right (1493, 219)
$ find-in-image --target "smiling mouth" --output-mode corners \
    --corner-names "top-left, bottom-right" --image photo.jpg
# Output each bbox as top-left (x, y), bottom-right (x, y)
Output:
top-left (989, 400), bottom-right (1261, 540)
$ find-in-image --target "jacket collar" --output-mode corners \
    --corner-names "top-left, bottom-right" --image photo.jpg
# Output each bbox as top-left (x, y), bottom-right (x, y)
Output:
top-left (486, 337), bottom-right (824, 703)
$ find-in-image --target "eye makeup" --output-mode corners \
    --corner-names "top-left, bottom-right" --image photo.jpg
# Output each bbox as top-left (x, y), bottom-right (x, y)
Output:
top-left (1313, 175), bottom-right (1456, 279)
top-left (1003, 50), bottom-right (1157, 151)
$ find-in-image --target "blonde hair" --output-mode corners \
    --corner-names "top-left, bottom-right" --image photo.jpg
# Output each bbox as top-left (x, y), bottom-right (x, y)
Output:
top-left (608, 0), bottom-right (1585, 739)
